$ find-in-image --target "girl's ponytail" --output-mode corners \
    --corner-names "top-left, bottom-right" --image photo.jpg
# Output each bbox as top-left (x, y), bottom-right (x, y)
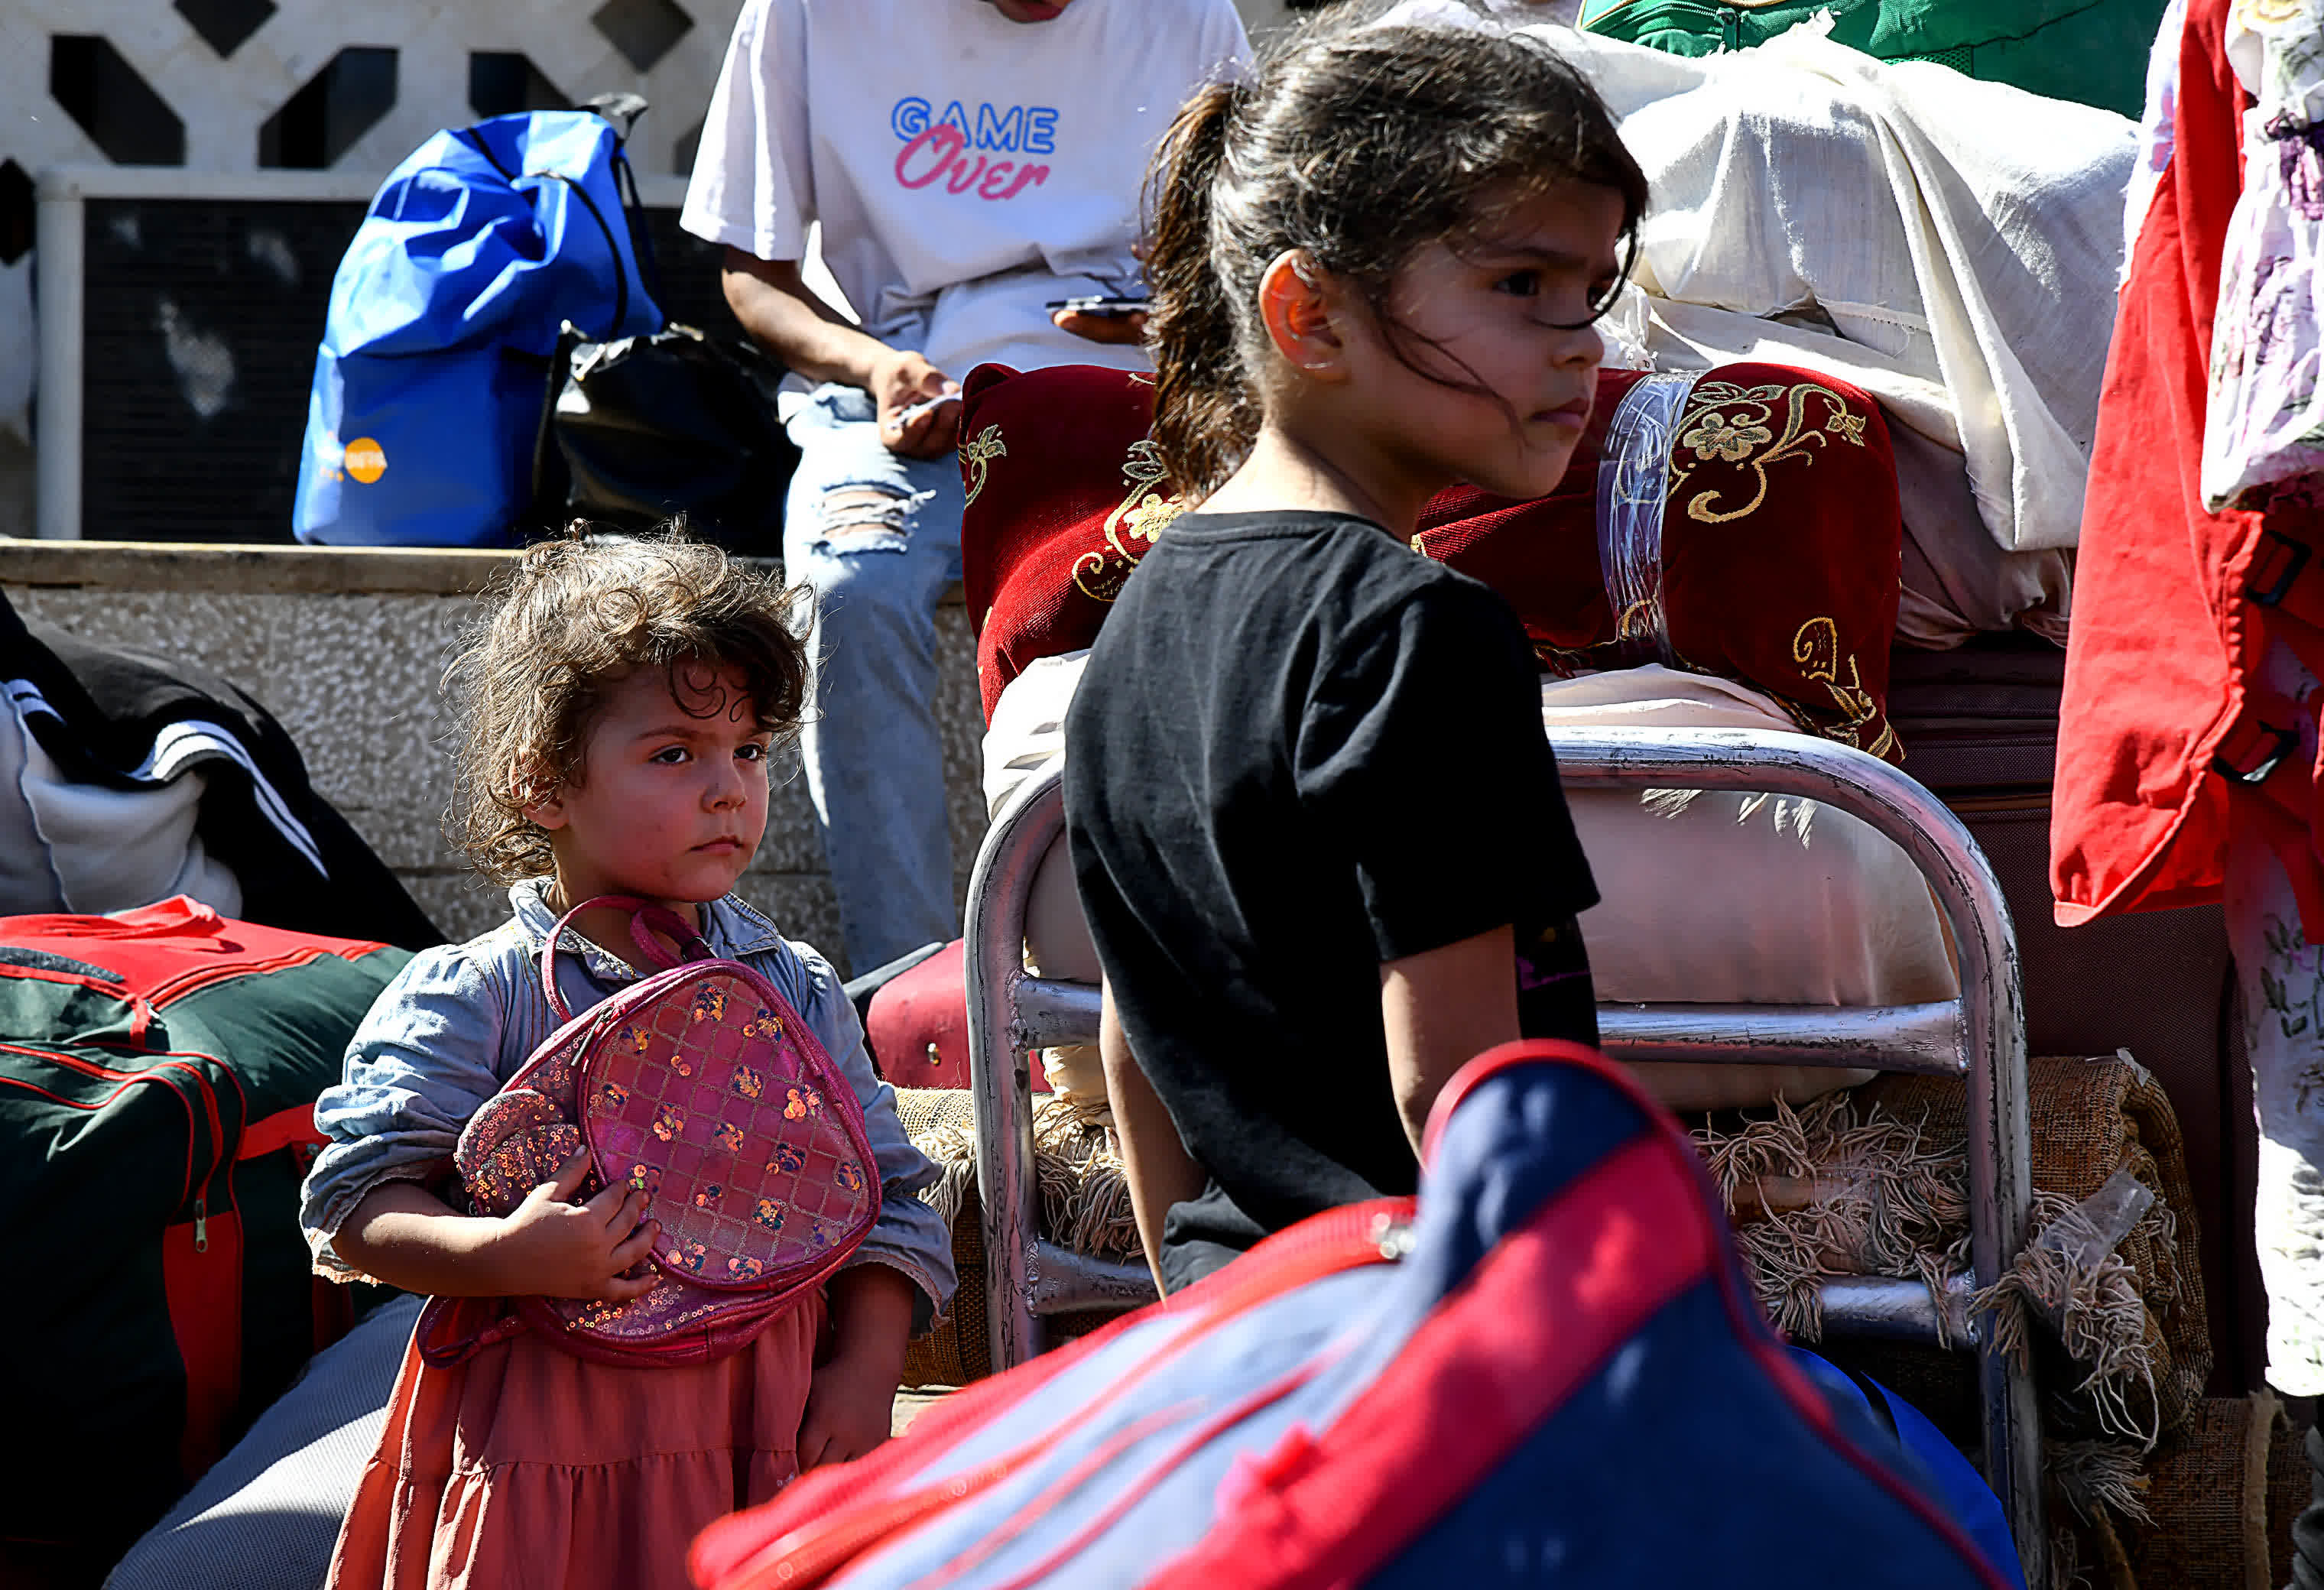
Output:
top-left (1144, 81), bottom-right (1254, 499)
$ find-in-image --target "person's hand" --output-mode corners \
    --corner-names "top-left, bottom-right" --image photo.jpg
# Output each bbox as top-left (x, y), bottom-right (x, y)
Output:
top-left (1052, 307), bottom-right (1150, 346)
top-left (797, 1344), bottom-right (901, 1470)
top-left (870, 349), bottom-right (962, 459)
top-left (487, 1149), bottom-right (661, 1302)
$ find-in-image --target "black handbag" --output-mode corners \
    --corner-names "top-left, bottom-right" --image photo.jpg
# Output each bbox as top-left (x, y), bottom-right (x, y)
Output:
top-left (530, 320), bottom-right (802, 550)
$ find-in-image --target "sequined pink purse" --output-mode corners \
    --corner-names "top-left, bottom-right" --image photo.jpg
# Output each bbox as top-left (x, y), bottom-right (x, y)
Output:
top-left (416, 896), bottom-right (879, 1368)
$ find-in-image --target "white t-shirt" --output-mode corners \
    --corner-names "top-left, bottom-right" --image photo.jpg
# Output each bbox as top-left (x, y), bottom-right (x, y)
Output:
top-left (681, 0), bottom-right (1251, 389)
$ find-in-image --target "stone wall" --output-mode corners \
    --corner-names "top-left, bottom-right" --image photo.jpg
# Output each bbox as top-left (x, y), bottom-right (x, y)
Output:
top-left (1, 541), bottom-right (989, 976)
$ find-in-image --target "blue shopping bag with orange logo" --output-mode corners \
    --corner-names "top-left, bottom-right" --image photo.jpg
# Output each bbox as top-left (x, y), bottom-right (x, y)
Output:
top-left (294, 109), bottom-right (662, 546)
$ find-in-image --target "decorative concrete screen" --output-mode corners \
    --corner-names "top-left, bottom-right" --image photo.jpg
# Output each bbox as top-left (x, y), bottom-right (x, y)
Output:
top-left (2, 0), bottom-right (744, 183)
top-left (1, 0), bottom-right (1293, 541)
top-left (0, 0), bottom-right (752, 540)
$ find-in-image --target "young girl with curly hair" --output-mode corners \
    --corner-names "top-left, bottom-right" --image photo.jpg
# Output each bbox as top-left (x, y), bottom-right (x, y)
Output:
top-left (300, 529), bottom-right (953, 1590)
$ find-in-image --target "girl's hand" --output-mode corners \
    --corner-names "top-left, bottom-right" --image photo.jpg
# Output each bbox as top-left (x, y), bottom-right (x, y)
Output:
top-left (488, 1149), bottom-right (662, 1302)
top-left (799, 1264), bottom-right (916, 1469)
top-left (799, 1346), bottom-right (901, 1470)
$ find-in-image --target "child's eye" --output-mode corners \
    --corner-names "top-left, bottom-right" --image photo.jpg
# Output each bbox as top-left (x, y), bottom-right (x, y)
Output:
top-left (650, 745), bottom-right (690, 764)
top-left (1492, 270), bottom-right (1541, 297)
top-left (737, 742), bottom-right (771, 764)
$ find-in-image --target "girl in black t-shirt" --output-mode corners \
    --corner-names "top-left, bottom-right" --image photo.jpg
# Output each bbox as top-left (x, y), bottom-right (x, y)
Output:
top-left (1063, 18), bottom-right (1650, 1290)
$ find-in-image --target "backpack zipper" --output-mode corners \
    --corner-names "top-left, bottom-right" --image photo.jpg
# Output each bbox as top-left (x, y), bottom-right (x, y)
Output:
top-left (0, 1040), bottom-right (235, 1213)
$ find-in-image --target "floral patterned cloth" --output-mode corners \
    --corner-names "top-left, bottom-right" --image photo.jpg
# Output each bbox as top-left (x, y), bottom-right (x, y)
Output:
top-left (2202, 0), bottom-right (2324, 509)
top-left (2227, 639), bottom-right (2324, 1395)
top-left (958, 361), bottom-right (1905, 759)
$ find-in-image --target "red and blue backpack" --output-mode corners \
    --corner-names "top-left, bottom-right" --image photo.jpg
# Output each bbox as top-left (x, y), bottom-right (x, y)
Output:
top-left (691, 1039), bottom-right (2020, 1590)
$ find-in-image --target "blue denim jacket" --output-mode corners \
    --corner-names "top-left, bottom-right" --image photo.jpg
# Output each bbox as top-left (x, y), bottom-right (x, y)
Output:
top-left (300, 880), bottom-right (956, 1327)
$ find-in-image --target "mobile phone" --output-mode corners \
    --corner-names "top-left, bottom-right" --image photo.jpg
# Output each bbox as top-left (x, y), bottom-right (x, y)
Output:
top-left (1046, 295), bottom-right (1153, 318)
top-left (892, 392), bottom-right (962, 430)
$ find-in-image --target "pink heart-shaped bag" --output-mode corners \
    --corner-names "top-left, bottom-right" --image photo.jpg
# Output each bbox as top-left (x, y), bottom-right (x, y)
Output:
top-left (417, 896), bottom-right (879, 1367)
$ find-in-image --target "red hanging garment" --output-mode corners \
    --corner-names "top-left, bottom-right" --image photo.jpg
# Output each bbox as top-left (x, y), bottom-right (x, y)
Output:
top-left (2052, 0), bottom-right (2324, 932)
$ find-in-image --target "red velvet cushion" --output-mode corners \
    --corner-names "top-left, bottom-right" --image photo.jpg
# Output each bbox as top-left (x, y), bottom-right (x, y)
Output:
top-left (958, 362), bottom-right (1902, 759)
top-left (863, 938), bottom-right (1049, 1092)
top-left (956, 362), bottom-right (1191, 722)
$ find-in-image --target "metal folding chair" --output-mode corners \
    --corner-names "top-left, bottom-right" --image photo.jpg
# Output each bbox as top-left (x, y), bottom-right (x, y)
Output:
top-left (964, 725), bottom-right (2042, 1585)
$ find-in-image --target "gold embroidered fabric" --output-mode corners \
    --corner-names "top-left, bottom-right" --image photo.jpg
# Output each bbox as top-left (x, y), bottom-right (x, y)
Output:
top-left (1673, 381), bottom-right (1869, 525)
top-left (960, 424), bottom-right (1007, 508)
top-left (1072, 440), bottom-right (1187, 602)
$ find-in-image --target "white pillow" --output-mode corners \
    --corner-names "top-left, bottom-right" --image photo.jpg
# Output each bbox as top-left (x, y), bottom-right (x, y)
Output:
top-left (1543, 667), bottom-right (1955, 1111)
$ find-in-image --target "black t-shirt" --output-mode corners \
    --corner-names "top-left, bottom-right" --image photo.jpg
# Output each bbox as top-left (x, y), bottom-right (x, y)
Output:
top-left (1063, 510), bottom-right (1600, 1290)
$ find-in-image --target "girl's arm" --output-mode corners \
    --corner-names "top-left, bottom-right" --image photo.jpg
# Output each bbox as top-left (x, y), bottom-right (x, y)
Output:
top-left (1102, 978), bottom-right (1207, 1293)
top-left (1378, 923), bottom-right (1521, 1157)
top-left (800, 1263), bottom-right (917, 1469)
top-left (332, 1150), bottom-right (661, 1302)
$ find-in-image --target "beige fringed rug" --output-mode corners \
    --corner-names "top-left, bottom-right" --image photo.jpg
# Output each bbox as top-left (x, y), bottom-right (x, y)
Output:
top-left (1694, 1050), bottom-right (2225, 1590)
top-left (2046, 1393), bottom-right (2307, 1590)
top-left (893, 1086), bottom-right (1138, 1388)
top-left (1694, 1051), bottom-right (2210, 1453)
top-left (896, 1086), bottom-right (1138, 1262)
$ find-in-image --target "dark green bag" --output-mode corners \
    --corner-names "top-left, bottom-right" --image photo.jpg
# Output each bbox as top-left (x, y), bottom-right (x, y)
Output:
top-left (0, 900), bottom-right (410, 1576)
top-left (1579, 0), bottom-right (2169, 118)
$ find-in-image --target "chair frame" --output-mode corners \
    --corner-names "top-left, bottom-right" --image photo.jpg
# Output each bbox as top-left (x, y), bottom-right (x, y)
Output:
top-left (965, 725), bottom-right (2042, 1586)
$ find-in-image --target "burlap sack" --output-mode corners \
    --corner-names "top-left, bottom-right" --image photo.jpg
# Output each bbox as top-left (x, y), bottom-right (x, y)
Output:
top-left (1861, 1053), bottom-right (2211, 1442)
top-left (894, 1087), bottom-right (985, 1388)
top-left (892, 1086), bottom-right (1134, 1388)
top-left (901, 1176), bottom-right (990, 1390)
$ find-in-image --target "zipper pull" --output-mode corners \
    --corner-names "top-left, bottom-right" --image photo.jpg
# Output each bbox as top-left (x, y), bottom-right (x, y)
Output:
top-left (1368, 1211), bottom-right (1415, 1261)
top-left (193, 1195), bottom-right (208, 1254)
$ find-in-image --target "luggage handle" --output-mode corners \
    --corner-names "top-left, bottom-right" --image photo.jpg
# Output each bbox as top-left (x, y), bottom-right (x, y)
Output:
top-left (538, 895), bottom-right (712, 1021)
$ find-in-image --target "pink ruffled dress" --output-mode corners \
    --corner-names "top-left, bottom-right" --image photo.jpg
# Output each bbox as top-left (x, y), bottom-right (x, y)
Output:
top-left (326, 1292), bottom-right (826, 1590)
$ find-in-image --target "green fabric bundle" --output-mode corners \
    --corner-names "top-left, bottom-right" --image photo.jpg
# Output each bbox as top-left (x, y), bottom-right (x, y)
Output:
top-left (1579, 0), bottom-right (2168, 118)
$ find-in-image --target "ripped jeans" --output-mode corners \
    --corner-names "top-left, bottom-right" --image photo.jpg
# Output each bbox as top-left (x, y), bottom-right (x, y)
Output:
top-left (783, 384), bottom-right (966, 972)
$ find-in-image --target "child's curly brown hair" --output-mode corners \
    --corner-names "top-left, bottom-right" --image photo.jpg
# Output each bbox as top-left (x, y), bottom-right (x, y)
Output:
top-left (444, 525), bottom-right (810, 884)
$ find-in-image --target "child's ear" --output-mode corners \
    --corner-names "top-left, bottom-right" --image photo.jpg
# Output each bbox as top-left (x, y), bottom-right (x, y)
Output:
top-left (514, 764), bottom-right (570, 832)
top-left (1258, 248), bottom-right (1349, 379)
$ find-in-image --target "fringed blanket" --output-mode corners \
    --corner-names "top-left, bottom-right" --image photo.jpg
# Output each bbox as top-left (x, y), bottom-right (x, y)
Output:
top-left (893, 1088), bottom-right (1137, 1388)
top-left (1694, 1050), bottom-right (2217, 1589)
top-left (1696, 1051), bottom-right (2209, 1452)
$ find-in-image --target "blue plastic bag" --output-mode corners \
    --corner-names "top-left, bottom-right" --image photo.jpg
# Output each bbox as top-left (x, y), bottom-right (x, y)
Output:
top-left (294, 112), bottom-right (664, 547)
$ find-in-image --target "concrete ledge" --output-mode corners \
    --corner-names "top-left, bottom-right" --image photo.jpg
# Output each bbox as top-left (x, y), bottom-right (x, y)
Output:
top-left (0, 540), bottom-right (967, 608)
top-left (0, 540), bottom-right (526, 596)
